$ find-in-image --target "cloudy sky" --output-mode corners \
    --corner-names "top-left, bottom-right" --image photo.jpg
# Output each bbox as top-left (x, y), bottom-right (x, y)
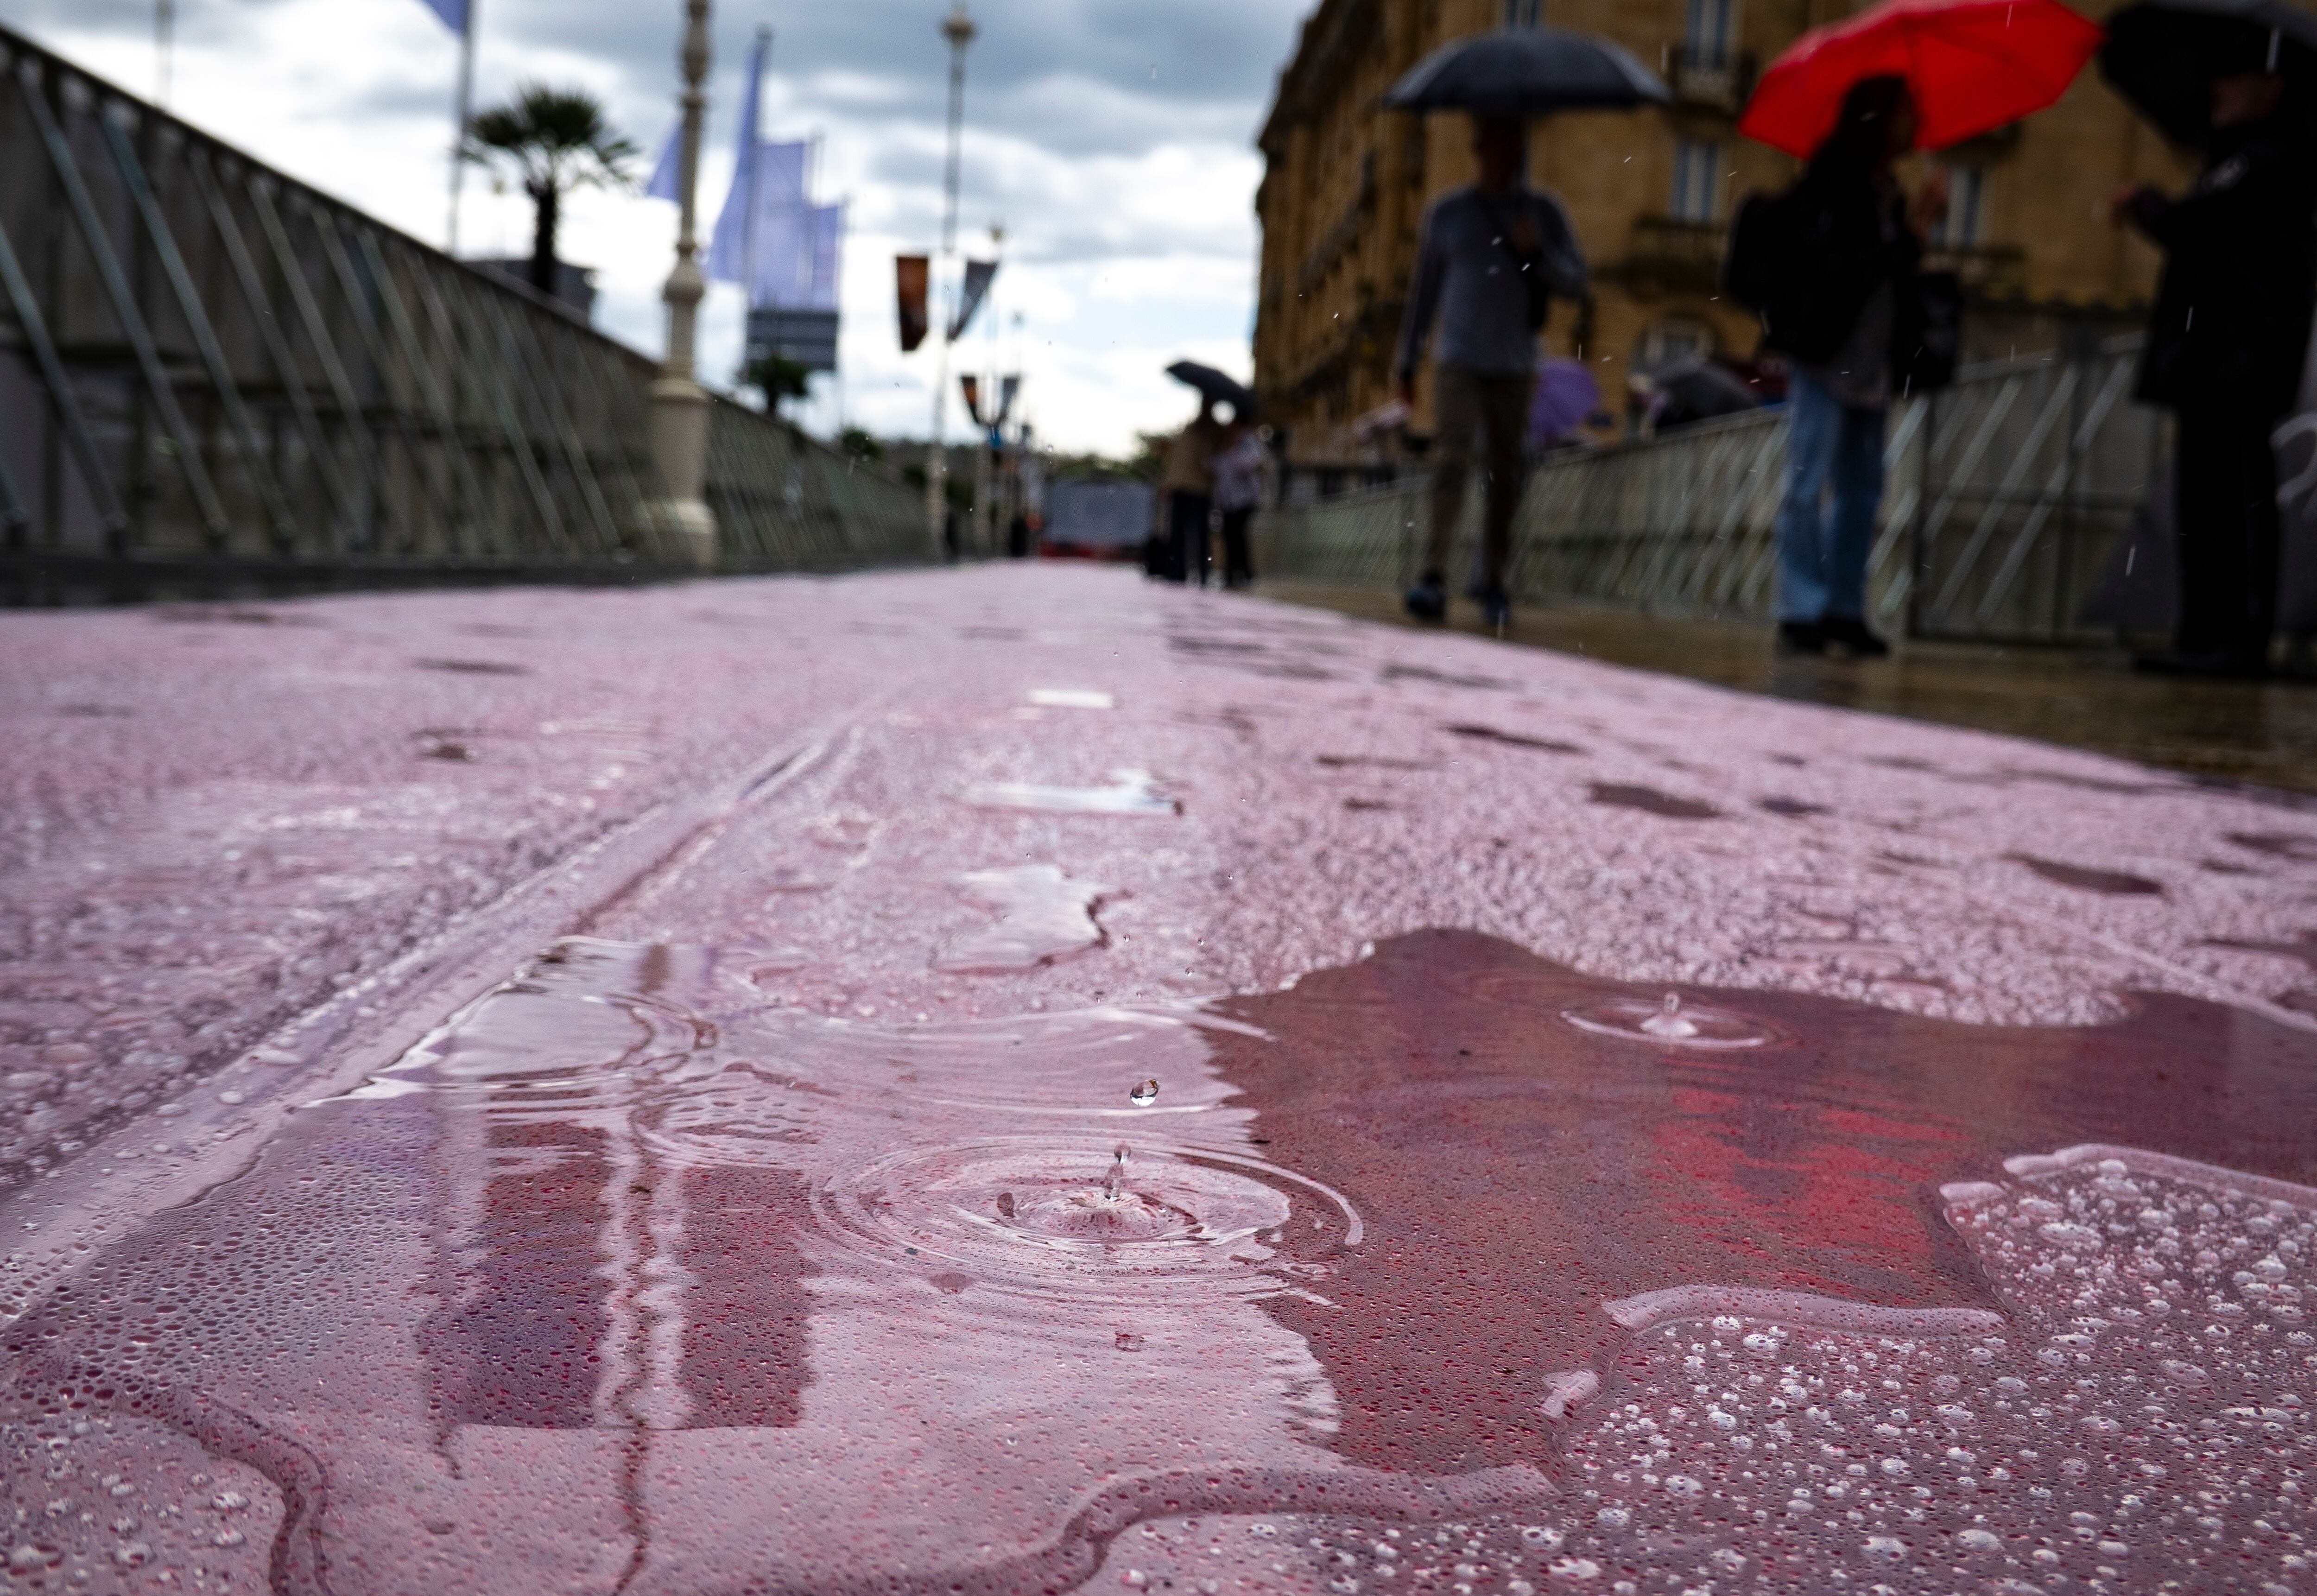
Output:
top-left (0, 0), bottom-right (1311, 454)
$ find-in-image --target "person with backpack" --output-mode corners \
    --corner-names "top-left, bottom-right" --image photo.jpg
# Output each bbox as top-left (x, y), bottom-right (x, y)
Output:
top-left (2109, 50), bottom-right (2317, 678)
top-left (1395, 114), bottom-right (1588, 628)
top-left (1727, 75), bottom-right (1947, 658)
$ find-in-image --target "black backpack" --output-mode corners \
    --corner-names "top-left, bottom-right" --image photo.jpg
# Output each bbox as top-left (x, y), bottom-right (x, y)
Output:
top-left (1722, 190), bottom-right (1796, 313)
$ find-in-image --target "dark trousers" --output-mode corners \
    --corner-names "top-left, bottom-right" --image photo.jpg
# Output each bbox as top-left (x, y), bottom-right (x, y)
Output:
top-left (1167, 490), bottom-right (1212, 585)
top-left (2174, 405), bottom-right (2282, 661)
top-left (1218, 507), bottom-right (1254, 585)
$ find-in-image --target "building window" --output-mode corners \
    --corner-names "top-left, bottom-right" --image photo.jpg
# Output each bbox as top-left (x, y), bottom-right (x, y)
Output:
top-left (1933, 164), bottom-right (1987, 249)
top-left (1669, 139), bottom-right (1721, 224)
top-left (1503, 0), bottom-right (1544, 26)
top-left (1684, 0), bottom-right (1736, 67)
top-left (1638, 317), bottom-right (1715, 368)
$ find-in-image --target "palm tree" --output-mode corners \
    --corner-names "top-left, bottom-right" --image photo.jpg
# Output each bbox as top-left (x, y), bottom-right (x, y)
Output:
top-left (465, 85), bottom-right (637, 299)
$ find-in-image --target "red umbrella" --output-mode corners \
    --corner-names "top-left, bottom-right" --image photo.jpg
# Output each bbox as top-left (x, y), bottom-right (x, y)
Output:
top-left (1736, 0), bottom-right (2104, 158)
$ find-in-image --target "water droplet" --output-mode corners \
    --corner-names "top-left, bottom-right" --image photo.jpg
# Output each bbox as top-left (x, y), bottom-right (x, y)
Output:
top-left (1105, 1144), bottom-right (1130, 1201)
top-left (1640, 991), bottom-right (1698, 1039)
top-left (1129, 1078), bottom-right (1159, 1107)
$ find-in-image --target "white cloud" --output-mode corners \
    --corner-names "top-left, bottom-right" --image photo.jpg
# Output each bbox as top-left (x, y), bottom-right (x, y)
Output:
top-left (0, 0), bottom-right (1308, 456)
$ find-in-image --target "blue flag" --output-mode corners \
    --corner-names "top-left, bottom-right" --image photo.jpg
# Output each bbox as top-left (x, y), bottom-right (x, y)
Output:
top-left (646, 126), bottom-right (681, 202)
top-left (416, 0), bottom-right (467, 32)
top-left (704, 30), bottom-right (769, 281)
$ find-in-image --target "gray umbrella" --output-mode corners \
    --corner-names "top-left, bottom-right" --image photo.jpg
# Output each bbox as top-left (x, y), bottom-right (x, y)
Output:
top-left (1383, 27), bottom-right (1671, 117)
top-left (1166, 361), bottom-right (1258, 415)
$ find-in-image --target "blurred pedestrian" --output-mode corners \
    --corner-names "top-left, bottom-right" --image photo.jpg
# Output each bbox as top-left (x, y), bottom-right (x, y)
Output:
top-left (1212, 420), bottom-right (1269, 589)
top-left (1396, 114), bottom-right (1587, 628)
top-left (1741, 75), bottom-right (1945, 659)
top-left (1161, 398), bottom-right (1228, 585)
top-left (2112, 53), bottom-right (2317, 678)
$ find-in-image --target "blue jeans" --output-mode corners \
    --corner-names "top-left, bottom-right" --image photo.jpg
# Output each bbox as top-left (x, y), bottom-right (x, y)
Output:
top-left (1775, 369), bottom-right (1887, 623)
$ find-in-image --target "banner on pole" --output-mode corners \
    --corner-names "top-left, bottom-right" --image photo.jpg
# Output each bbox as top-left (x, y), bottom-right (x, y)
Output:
top-left (998, 374), bottom-right (1020, 426)
top-left (416, 0), bottom-right (468, 32)
top-left (896, 255), bottom-right (929, 352)
top-left (948, 258), bottom-right (997, 342)
top-left (960, 375), bottom-right (983, 426)
top-left (645, 126), bottom-right (681, 202)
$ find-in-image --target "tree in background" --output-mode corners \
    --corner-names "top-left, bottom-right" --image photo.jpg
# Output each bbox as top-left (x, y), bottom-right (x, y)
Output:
top-left (466, 85), bottom-right (637, 298)
top-left (742, 355), bottom-right (812, 416)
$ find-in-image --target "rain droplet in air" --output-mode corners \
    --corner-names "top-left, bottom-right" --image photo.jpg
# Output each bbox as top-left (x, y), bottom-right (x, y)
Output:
top-left (1640, 991), bottom-right (1700, 1039)
top-left (1129, 1077), bottom-right (1159, 1107)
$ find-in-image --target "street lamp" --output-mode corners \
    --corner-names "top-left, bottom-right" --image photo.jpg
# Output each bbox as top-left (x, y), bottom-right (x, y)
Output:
top-left (650, 0), bottom-right (719, 567)
top-left (925, 0), bottom-right (975, 548)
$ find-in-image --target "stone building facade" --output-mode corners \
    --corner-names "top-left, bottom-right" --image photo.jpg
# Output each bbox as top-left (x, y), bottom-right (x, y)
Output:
top-left (1252, 0), bottom-right (2207, 472)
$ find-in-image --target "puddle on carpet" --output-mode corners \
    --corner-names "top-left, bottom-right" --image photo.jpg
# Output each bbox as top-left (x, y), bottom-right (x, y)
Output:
top-left (12, 932), bottom-right (2315, 1593)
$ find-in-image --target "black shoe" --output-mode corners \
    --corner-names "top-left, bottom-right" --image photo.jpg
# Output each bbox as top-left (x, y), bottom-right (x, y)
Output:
top-left (1822, 615), bottom-right (1890, 658)
top-left (2132, 646), bottom-right (2268, 680)
top-left (1404, 574), bottom-right (1448, 622)
top-left (1481, 589), bottom-right (1513, 628)
top-left (1775, 621), bottom-right (1826, 656)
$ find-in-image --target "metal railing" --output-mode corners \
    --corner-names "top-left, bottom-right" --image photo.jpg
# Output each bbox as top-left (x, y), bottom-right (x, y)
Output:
top-left (0, 24), bottom-right (925, 599)
top-left (1253, 335), bottom-right (2162, 645)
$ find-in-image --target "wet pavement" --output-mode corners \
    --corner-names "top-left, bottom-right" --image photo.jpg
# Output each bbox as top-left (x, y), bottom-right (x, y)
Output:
top-left (1265, 579), bottom-right (2317, 797)
top-left (0, 564), bottom-right (2312, 1594)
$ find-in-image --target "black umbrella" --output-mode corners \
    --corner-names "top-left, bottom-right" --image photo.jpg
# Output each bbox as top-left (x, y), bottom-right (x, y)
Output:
top-left (1639, 358), bottom-right (1760, 427)
top-left (1165, 360), bottom-right (1257, 415)
top-left (1383, 27), bottom-right (1671, 117)
top-left (2101, 0), bottom-right (2317, 149)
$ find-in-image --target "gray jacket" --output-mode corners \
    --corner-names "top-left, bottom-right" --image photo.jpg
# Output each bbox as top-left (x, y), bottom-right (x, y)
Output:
top-left (1397, 184), bottom-right (1587, 379)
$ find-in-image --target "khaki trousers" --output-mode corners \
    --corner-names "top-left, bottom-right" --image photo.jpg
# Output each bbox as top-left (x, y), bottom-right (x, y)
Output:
top-left (1425, 366), bottom-right (1532, 594)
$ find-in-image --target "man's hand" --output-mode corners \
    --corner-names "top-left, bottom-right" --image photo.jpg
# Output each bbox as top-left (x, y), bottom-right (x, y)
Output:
top-left (1397, 373), bottom-right (1417, 409)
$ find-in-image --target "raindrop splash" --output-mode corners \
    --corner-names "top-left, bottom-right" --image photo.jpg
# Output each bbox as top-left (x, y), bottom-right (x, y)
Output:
top-left (1639, 991), bottom-right (1697, 1039)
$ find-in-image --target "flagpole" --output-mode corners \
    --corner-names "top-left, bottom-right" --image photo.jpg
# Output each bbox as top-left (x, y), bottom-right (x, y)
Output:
top-left (154, 0), bottom-right (173, 106)
top-left (740, 25), bottom-right (770, 324)
top-left (447, 0), bottom-right (477, 254)
top-left (927, 1), bottom-right (974, 549)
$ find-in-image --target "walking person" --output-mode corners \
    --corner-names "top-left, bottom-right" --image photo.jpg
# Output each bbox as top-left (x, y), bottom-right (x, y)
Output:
top-left (1160, 398), bottom-right (1228, 585)
top-left (1745, 76), bottom-right (1945, 658)
top-left (1212, 420), bottom-right (1268, 589)
top-left (1396, 114), bottom-right (1587, 628)
top-left (2111, 51), bottom-right (2317, 678)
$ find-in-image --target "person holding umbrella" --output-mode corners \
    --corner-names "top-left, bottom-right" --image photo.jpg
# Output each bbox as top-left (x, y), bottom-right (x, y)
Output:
top-left (1158, 362), bottom-right (1248, 586)
top-left (1383, 27), bottom-right (1669, 628)
top-left (2103, 6), bottom-right (2317, 677)
top-left (1731, 0), bottom-right (2102, 656)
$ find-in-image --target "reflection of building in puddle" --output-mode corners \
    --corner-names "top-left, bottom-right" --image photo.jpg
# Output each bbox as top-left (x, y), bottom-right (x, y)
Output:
top-left (379, 939), bottom-right (1361, 1586)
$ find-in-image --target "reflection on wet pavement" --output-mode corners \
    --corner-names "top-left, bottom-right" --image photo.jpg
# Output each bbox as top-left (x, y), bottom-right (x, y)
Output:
top-left (1267, 578), bottom-right (2317, 797)
top-left (3, 567), bottom-right (2316, 1592)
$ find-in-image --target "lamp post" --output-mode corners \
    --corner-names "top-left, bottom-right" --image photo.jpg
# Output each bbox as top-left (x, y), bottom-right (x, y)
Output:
top-left (650, 0), bottom-right (719, 567)
top-left (926, 0), bottom-right (975, 549)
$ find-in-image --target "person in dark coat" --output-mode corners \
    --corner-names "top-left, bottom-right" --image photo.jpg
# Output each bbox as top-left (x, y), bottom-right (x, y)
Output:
top-left (2113, 53), bottom-right (2317, 677)
top-left (1759, 76), bottom-right (1947, 659)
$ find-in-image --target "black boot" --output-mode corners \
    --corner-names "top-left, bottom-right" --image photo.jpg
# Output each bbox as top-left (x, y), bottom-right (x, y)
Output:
top-left (1404, 572), bottom-right (1448, 621)
top-left (1775, 620), bottom-right (1826, 657)
top-left (1822, 615), bottom-right (1890, 658)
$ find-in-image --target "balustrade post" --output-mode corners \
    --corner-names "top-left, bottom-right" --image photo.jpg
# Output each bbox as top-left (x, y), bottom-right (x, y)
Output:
top-left (648, 0), bottom-right (718, 567)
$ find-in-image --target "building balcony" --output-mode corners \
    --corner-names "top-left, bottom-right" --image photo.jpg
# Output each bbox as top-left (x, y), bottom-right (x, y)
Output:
top-left (1617, 215), bottom-right (1728, 294)
top-left (1669, 47), bottom-right (1754, 113)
